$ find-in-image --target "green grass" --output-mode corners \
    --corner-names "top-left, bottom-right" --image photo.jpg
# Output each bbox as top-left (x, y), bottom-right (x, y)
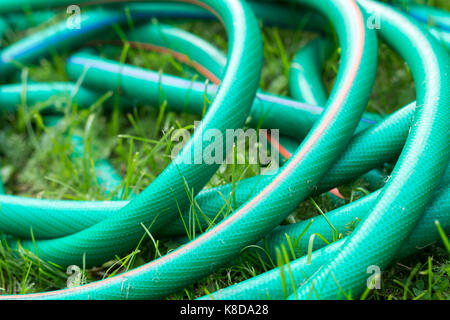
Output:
top-left (0, 0), bottom-right (448, 299)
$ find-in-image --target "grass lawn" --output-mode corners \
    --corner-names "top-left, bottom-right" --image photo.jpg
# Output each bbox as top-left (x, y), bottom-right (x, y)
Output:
top-left (0, 0), bottom-right (448, 299)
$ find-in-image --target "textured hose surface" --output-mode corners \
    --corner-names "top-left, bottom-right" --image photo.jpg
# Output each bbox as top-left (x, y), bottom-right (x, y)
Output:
top-left (292, 0), bottom-right (450, 300)
top-left (0, 0), bottom-right (448, 300)
top-left (201, 172), bottom-right (450, 300)
top-left (2, 0), bottom-right (265, 270)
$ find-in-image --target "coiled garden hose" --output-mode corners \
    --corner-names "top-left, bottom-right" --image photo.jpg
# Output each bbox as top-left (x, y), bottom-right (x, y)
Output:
top-left (0, 22), bottom-right (382, 240)
top-left (290, 0), bottom-right (450, 300)
top-left (0, 0), bottom-right (448, 300)
top-left (200, 167), bottom-right (450, 299)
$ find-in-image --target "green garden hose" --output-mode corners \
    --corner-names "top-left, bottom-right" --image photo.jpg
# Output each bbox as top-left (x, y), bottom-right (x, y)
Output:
top-left (290, 0), bottom-right (450, 300)
top-left (0, 0), bottom-right (448, 300)
top-left (90, 17), bottom-right (449, 300)
top-left (0, 21), bottom-right (381, 240)
top-left (201, 168), bottom-right (450, 299)
top-left (10, 0), bottom-right (264, 270)
top-left (1, 0), bottom-right (378, 298)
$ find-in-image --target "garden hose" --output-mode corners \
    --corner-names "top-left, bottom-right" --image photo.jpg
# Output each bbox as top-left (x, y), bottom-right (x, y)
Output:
top-left (1, 0), bottom-right (378, 298)
top-left (0, 18), bottom-right (401, 242)
top-left (290, 0), bottom-right (450, 300)
top-left (64, 11), bottom-right (450, 294)
top-left (200, 167), bottom-right (450, 300)
top-left (401, 4), bottom-right (450, 50)
top-left (289, 38), bottom-right (333, 107)
top-left (402, 3), bottom-right (450, 32)
top-left (0, 25), bottom-right (386, 240)
top-left (7, 0), bottom-right (265, 271)
top-left (0, 0), bottom-right (448, 300)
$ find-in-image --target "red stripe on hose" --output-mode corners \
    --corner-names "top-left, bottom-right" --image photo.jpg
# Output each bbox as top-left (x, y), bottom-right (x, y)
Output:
top-left (88, 41), bottom-right (344, 199)
top-left (78, 0), bottom-right (223, 24)
top-left (9, 0), bottom-right (363, 299)
top-left (265, 131), bottom-right (292, 159)
top-left (84, 40), bottom-right (222, 85)
top-left (265, 132), bottom-right (343, 199)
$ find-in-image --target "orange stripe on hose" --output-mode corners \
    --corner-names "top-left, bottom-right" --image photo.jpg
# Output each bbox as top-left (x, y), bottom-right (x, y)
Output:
top-left (10, 0), bottom-right (362, 298)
